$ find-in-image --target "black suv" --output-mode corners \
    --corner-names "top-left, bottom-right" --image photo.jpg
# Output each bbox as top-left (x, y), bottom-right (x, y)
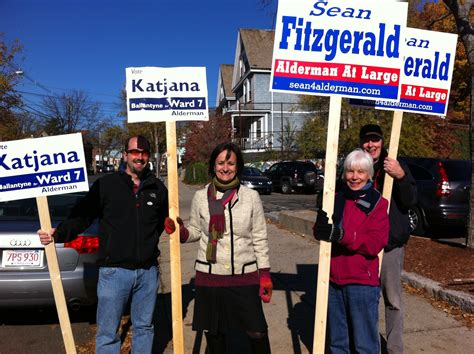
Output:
top-left (400, 157), bottom-right (470, 235)
top-left (264, 161), bottom-right (324, 194)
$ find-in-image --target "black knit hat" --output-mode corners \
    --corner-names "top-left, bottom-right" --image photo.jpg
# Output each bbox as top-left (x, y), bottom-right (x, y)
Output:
top-left (359, 124), bottom-right (383, 140)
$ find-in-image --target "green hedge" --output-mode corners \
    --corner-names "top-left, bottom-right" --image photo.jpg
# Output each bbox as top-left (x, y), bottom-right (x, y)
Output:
top-left (183, 162), bottom-right (209, 184)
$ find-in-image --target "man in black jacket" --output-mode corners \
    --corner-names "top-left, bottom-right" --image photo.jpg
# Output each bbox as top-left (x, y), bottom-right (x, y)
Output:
top-left (39, 135), bottom-right (168, 353)
top-left (359, 124), bottom-right (417, 354)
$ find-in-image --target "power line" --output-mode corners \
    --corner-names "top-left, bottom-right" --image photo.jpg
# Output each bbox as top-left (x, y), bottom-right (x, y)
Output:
top-left (17, 90), bottom-right (123, 112)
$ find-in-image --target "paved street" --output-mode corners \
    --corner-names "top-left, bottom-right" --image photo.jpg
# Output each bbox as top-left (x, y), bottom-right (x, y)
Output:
top-left (259, 192), bottom-right (318, 213)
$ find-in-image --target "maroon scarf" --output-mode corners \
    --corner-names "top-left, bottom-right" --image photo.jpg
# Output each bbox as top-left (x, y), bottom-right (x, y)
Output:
top-left (206, 179), bottom-right (238, 263)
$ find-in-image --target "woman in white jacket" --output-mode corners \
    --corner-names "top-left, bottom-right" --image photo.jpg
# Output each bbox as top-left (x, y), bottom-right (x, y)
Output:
top-left (165, 142), bottom-right (272, 354)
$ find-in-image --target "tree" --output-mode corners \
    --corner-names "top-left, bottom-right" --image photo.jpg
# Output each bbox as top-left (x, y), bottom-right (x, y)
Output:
top-left (0, 34), bottom-right (23, 140)
top-left (40, 90), bottom-right (100, 135)
top-left (183, 111), bottom-right (231, 164)
top-left (278, 118), bottom-right (298, 159)
top-left (438, 0), bottom-right (474, 247)
top-left (297, 116), bottom-right (327, 159)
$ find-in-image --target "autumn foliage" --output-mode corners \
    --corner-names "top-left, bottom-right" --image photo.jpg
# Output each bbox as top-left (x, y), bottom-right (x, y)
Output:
top-left (182, 110), bottom-right (232, 164)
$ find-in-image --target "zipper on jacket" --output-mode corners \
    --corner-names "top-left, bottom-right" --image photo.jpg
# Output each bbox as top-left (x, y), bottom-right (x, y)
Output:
top-left (229, 204), bottom-right (235, 275)
top-left (135, 187), bottom-right (142, 264)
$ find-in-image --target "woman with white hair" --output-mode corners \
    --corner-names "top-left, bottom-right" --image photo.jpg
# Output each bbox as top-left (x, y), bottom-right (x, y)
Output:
top-left (313, 148), bottom-right (389, 353)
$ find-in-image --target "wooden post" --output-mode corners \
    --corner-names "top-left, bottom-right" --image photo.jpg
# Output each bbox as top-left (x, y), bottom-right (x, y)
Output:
top-left (313, 96), bottom-right (342, 354)
top-left (378, 110), bottom-right (404, 270)
top-left (382, 111), bottom-right (403, 202)
top-left (165, 121), bottom-right (184, 353)
top-left (36, 196), bottom-right (76, 354)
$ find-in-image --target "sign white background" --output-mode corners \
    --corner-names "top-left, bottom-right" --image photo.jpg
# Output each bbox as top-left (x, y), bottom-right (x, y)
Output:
top-left (126, 66), bottom-right (209, 123)
top-left (270, 0), bottom-right (408, 100)
top-left (0, 133), bottom-right (89, 201)
top-left (373, 28), bottom-right (457, 116)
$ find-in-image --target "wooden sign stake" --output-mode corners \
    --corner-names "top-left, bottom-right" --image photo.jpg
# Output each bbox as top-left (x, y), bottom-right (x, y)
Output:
top-left (313, 96), bottom-right (342, 354)
top-left (165, 121), bottom-right (184, 353)
top-left (36, 196), bottom-right (77, 354)
top-left (379, 110), bottom-right (404, 270)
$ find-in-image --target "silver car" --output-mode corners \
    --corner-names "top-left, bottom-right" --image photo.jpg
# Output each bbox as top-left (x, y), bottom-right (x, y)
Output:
top-left (0, 192), bottom-right (99, 309)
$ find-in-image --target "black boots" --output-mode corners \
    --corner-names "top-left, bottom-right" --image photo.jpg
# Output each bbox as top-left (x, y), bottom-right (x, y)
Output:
top-left (205, 332), bottom-right (227, 354)
top-left (248, 331), bottom-right (271, 354)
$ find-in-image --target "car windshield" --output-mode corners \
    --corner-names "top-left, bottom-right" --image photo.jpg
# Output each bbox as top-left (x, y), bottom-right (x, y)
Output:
top-left (0, 193), bottom-right (85, 220)
top-left (243, 167), bottom-right (263, 176)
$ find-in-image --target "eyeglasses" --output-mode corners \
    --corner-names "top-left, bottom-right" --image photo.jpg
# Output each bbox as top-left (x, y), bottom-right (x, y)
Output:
top-left (126, 149), bottom-right (150, 158)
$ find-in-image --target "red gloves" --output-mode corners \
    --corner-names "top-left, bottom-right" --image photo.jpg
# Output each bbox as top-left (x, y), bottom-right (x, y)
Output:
top-left (177, 217), bottom-right (189, 243)
top-left (164, 217), bottom-right (176, 234)
top-left (164, 217), bottom-right (189, 243)
top-left (259, 269), bottom-right (273, 303)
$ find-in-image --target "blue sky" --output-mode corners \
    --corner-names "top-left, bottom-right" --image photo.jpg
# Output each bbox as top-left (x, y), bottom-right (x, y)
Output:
top-left (2, 0), bottom-right (277, 119)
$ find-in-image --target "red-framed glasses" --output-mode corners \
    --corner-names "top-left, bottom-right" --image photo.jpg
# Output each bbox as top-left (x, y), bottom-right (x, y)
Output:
top-left (126, 149), bottom-right (150, 158)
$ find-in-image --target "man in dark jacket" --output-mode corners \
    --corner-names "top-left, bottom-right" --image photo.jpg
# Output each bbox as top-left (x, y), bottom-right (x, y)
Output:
top-left (38, 135), bottom-right (168, 353)
top-left (359, 124), bottom-right (417, 354)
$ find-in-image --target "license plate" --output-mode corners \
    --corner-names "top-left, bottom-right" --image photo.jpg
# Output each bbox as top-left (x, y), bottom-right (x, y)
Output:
top-left (1, 250), bottom-right (44, 267)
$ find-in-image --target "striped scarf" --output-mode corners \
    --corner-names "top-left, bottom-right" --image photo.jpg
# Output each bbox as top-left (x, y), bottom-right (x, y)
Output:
top-left (206, 177), bottom-right (239, 263)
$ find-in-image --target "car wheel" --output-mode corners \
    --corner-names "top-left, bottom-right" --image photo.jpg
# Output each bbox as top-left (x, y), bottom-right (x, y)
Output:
top-left (304, 171), bottom-right (317, 186)
top-left (281, 181), bottom-right (292, 194)
top-left (408, 206), bottom-right (425, 235)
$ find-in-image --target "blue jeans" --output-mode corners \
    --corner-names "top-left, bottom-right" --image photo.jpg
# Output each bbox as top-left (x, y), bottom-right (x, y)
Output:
top-left (327, 283), bottom-right (380, 354)
top-left (96, 266), bottom-right (159, 354)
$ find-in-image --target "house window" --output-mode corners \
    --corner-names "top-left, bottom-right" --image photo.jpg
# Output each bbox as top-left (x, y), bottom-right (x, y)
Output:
top-left (239, 58), bottom-right (245, 78)
top-left (246, 79), bottom-right (252, 102)
top-left (243, 79), bottom-right (252, 103)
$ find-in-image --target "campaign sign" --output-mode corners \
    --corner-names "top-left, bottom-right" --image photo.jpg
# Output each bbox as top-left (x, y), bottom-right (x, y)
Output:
top-left (270, 0), bottom-right (408, 100)
top-left (126, 66), bottom-right (209, 123)
top-left (350, 28), bottom-right (457, 116)
top-left (0, 133), bottom-right (89, 202)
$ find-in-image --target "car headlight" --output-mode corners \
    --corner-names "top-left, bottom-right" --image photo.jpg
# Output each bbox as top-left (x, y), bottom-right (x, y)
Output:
top-left (267, 181), bottom-right (272, 185)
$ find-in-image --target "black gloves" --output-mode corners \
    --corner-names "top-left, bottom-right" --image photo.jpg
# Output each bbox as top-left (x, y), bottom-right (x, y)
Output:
top-left (313, 210), bottom-right (344, 243)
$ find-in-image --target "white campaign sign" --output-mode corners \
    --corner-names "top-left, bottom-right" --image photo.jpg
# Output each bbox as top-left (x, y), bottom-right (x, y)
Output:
top-left (126, 66), bottom-right (209, 123)
top-left (351, 28), bottom-right (457, 116)
top-left (0, 133), bottom-right (89, 202)
top-left (270, 0), bottom-right (408, 100)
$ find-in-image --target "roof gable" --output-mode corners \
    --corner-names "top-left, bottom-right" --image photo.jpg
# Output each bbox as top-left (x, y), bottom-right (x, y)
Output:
top-left (240, 28), bottom-right (274, 70)
top-left (220, 64), bottom-right (234, 97)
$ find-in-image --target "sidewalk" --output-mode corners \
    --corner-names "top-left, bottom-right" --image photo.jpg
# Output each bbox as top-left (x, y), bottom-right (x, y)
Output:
top-left (156, 182), bottom-right (474, 353)
top-left (271, 209), bottom-right (474, 314)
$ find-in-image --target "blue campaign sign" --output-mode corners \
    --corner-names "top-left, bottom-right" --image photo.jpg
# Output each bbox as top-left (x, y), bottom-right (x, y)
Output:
top-left (0, 134), bottom-right (89, 202)
top-left (126, 67), bottom-right (209, 123)
top-left (270, 0), bottom-right (408, 100)
top-left (350, 28), bottom-right (457, 116)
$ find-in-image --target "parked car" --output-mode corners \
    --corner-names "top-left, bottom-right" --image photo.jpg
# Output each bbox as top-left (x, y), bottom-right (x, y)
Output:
top-left (400, 157), bottom-right (470, 235)
top-left (264, 161), bottom-right (324, 194)
top-left (0, 192), bottom-right (99, 309)
top-left (103, 164), bottom-right (115, 173)
top-left (241, 167), bottom-right (273, 194)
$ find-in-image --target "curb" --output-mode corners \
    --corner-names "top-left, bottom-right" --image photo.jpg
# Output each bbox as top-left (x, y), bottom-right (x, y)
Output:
top-left (401, 271), bottom-right (474, 313)
top-left (267, 210), bottom-right (474, 314)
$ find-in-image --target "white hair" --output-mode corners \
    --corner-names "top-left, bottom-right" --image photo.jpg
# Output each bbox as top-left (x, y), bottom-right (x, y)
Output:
top-left (343, 149), bottom-right (374, 179)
